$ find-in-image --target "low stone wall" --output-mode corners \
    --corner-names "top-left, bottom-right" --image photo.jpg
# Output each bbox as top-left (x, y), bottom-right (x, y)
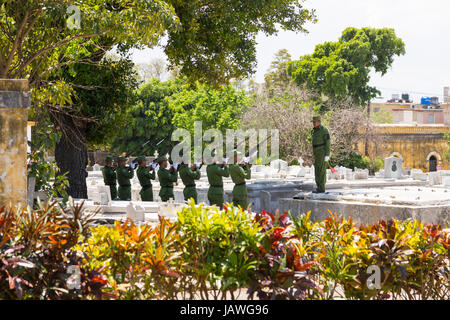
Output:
top-left (278, 198), bottom-right (450, 225)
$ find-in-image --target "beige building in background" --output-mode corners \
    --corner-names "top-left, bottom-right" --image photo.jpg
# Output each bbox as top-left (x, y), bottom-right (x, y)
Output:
top-left (359, 124), bottom-right (450, 172)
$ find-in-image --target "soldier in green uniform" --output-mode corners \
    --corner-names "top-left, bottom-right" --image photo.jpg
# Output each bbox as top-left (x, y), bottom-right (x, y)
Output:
top-left (206, 155), bottom-right (229, 207)
top-left (102, 156), bottom-right (118, 200)
top-left (116, 156), bottom-right (135, 200)
top-left (311, 116), bottom-right (331, 193)
top-left (157, 155), bottom-right (178, 202)
top-left (136, 156), bottom-right (156, 201)
top-left (178, 162), bottom-right (201, 203)
top-left (229, 151), bottom-right (251, 209)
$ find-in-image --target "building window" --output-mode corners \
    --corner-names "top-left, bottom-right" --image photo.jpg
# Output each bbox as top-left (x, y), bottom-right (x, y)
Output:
top-left (374, 108), bottom-right (380, 113)
top-left (428, 114), bottom-right (434, 123)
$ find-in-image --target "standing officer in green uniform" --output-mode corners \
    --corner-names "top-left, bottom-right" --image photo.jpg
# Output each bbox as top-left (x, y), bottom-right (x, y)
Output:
top-left (178, 162), bottom-right (201, 203)
top-left (116, 156), bottom-right (135, 200)
top-left (157, 155), bottom-right (178, 202)
top-left (206, 155), bottom-right (229, 207)
top-left (311, 116), bottom-right (331, 193)
top-left (136, 156), bottom-right (156, 201)
top-left (229, 151), bottom-right (251, 209)
top-left (102, 156), bottom-right (118, 200)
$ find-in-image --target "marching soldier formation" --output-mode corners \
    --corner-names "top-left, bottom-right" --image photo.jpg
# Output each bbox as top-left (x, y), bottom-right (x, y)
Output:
top-left (101, 156), bottom-right (117, 200)
top-left (100, 121), bottom-right (331, 207)
top-left (156, 155), bottom-right (178, 202)
top-left (136, 156), bottom-right (156, 201)
top-left (229, 151), bottom-right (251, 209)
top-left (178, 161), bottom-right (201, 203)
top-left (206, 154), bottom-right (230, 208)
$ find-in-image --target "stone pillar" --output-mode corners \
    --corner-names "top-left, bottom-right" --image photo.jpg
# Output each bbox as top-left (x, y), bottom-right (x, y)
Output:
top-left (0, 79), bottom-right (30, 207)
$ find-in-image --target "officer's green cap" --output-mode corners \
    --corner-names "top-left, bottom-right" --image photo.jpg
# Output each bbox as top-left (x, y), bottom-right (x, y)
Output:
top-left (312, 116), bottom-right (321, 122)
top-left (105, 156), bottom-right (113, 162)
top-left (136, 156), bottom-right (146, 162)
top-left (118, 156), bottom-right (127, 162)
top-left (157, 155), bottom-right (168, 163)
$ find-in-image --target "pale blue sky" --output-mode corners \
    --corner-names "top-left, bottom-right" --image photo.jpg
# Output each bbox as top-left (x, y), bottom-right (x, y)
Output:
top-left (131, 0), bottom-right (450, 103)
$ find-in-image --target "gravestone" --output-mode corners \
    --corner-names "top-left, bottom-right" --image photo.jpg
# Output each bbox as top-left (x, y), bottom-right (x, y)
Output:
top-left (126, 202), bottom-right (145, 222)
top-left (429, 172), bottom-right (442, 186)
top-left (260, 191), bottom-right (271, 211)
top-left (443, 177), bottom-right (450, 187)
top-left (97, 185), bottom-right (112, 205)
top-left (270, 159), bottom-right (288, 173)
top-left (411, 169), bottom-right (428, 181)
top-left (354, 169), bottom-right (369, 180)
top-left (384, 157), bottom-right (403, 179)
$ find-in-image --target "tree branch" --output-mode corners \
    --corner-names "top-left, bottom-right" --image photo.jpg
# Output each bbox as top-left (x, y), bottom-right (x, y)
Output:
top-left (1, 6), bottom-right (31, 78)
top-left (16, 32), bottom-right (100, 79)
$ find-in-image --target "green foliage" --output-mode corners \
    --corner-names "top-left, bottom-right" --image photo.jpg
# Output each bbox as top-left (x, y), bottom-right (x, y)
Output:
top-left (171, 82), bottom-right (249, 134)
top-left (372, 109), bottom-right (393, 124)
top-left (56, 55), bottom-right (139, 147)
top-left (333, 153), bottom-right (384, 174)
top-left (110, 79), bottom-right (249, 156)
top-left (110, 78), bottom-right (186, 155)
top-left (249, 211), bottom-right (323, 300)
top-left (27, 122), bottom-right (69, 201)
top-left (2, 199), bottom-right (449, 300)
top-left (444, 132), bottom-right (450, 163)
top-left (176, 201), bottom-right (264, 299)
top-left (76, 216), bottom-right (182, 299)
top-left (0, 200), bottom-right (102, 300)
top-left (165, 1), bottom-right (316, 85)
top-left (264, 49), bottom-right (293, 91)
top-left (288, 27), bottom-right (405, 105)
top-left (332, 151), bottom-right (366, 170)
top-left (1, 0), bottom-right (316, 105)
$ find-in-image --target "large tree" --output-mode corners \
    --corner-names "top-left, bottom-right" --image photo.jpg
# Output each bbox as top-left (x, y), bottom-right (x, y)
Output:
top-left (50, 52), bottom-right (139, 198)
top-left (1, 0), bottom-right (316, 198)
top-left (110, 78), bottom-right (186, 157)
top-left (288, 27), bottom-right (405, 106)
top-left (110, 79), bottom-right (249, 157)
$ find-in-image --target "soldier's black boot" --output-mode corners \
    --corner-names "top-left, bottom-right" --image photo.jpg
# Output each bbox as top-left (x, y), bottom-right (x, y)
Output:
top-left (312, 189), bottom-right (325, 194)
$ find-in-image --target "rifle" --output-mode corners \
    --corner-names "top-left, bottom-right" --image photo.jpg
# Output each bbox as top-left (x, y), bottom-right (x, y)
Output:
top-left (132, 138), bottom-right (165, 165)
top-left (239, 135), bottom-right (271, 168)
top-left (125, 135), bottom-right (156, 158)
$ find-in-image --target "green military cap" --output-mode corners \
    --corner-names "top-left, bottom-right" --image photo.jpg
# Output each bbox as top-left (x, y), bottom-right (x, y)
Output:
top-left (136, 155), bottom-right (146, 162)
top-left (105, 155), bottom-right (113, 162)
top-left (157, 155), bottom-right (168, 163)
top-left (117, 156), bottom-right (127, 162)
top-left (312, 116), bottom-right (321, 122)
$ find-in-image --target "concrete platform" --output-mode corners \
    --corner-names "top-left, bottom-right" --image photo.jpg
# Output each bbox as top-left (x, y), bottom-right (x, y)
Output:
top-left (279, 186), bottom-right (450, 225)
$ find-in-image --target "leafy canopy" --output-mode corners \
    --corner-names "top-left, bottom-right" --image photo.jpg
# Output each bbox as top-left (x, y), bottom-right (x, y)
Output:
top-left (288, 27), bottom-right (405, 105)
top-left (0, 0), bottom-right (316, 93)
top-left (109, 78), bottom-right (249, 156)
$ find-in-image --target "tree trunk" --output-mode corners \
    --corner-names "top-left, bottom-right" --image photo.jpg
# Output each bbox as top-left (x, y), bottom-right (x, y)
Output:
top-left (53, 113), bottom-right (88, 199)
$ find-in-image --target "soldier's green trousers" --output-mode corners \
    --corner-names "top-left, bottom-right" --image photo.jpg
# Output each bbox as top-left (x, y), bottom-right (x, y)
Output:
top-left (108, 184), bottom-right (118, 200)
top-left (314, 153), bottom-right (327, 192)
top-left (183, 186), bottom-right (198, 203)
top-left (118, 186), bottom-right (131, 201)
top-left (208, 186), bottom-right (224, 208)
top-left (159, 187), bottom-right (174, 202)
top-left (140, 185), bottom-right (154, 201)
top-left (232, 185), bottom-right (248, 209)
